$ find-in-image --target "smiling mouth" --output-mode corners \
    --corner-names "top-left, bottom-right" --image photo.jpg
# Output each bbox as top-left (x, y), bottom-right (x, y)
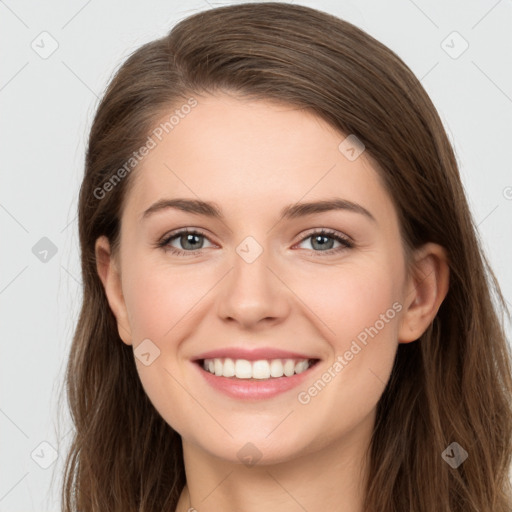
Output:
top-left (195, 357), bottom-right (320, 380)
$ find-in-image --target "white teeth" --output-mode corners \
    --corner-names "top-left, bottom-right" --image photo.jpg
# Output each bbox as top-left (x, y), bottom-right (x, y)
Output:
top-left (214, 359), bottom-right (222, 376)
top-left (252, 360), bottom-right (270, 379)
top-left (295, 360), bottom-right (309, 374)
top-left (222, 358), bottom-right (235, 377)
top-left (202, 358), bottom-right (314, 379)
top-left (235, 359), bottom-right (252, 379)
top-left (283, 359), bottom-right (295, 376)
top-left (270, 359), bottom-right (284, 378)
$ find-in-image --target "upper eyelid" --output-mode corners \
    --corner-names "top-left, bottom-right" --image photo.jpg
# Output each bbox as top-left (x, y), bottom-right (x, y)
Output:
top-left (162, 227), bottom-right (351, 247)
top-left (162, 227), bottom-right (216, 244)
top-left (295, 227), bottom-right (352, 243)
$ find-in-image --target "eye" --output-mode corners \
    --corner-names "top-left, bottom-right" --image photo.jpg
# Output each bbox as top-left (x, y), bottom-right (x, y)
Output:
top-left (295, 229), bottom-right (353, 256)
top-left (156, 227), bottom-right (353, 257)
top-left (156, 228), bottom-right (214, 256)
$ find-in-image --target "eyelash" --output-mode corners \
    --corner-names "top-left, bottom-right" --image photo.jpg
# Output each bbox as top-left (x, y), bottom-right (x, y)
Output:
top-left (155, 228), bottom-right (354, 257)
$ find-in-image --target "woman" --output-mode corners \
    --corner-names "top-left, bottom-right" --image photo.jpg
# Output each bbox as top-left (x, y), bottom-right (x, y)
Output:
top-left (61, 3), bottom-right (512, 511)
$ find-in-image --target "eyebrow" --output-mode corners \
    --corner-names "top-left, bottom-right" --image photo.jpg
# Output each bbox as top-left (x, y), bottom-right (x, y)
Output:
top-left (141, 197), bottom-right (376, 223)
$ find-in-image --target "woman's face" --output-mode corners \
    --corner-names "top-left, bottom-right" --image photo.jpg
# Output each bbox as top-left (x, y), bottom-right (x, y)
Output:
top-left (96, 93), bottom-right (430, 466)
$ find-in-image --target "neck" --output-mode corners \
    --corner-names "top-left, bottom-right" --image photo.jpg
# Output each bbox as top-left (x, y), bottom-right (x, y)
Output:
top-left (175, 409), bottom-right (374, 512)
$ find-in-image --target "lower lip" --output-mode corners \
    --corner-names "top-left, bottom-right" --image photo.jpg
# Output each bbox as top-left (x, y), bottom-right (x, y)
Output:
top-left (193, 360), bottom-right (319, 400)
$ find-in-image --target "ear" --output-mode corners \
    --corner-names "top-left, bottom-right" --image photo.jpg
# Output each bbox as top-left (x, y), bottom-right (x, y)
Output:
top-left (398, 242), bottom-right (450, 343)
top-left (95, 235), bottom-right (133, 346)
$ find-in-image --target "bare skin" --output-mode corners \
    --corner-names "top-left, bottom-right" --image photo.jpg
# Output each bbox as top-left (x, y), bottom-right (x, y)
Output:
top-left (95, 92), bottom-right (449, 512)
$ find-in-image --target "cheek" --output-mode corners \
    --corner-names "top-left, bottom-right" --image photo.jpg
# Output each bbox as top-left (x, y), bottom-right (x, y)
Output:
top-left (122, 259), bottom-right (205, 340)
top-left (120, 260), bottom-right (202, 425)
top-left (294, 267), bottom-right (401, 416)
top-left (293, 260), bottom-right (401, 343)
top-left (292, 259), bottom-right (402, 401)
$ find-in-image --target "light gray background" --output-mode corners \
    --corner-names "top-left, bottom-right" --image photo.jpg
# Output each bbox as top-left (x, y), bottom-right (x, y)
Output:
top-left (1, 0), bottom-right (511, 510)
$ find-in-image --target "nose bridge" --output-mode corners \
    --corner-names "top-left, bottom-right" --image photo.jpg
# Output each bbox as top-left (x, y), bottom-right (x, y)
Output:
top-left (216, 234), bottom-right (289, 326)
top-left (231, 235), bottom-right (274, 300)
top-left (233, 238), bottom-right (270, 288)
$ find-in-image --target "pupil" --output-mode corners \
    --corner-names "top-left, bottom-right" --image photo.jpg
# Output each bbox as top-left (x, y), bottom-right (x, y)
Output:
top-left (312, 235), bottom-right (333, 250)
top-left (178, 234), bottom-right (334, 251)
top-left (182, 234), bottom-right (201, 250)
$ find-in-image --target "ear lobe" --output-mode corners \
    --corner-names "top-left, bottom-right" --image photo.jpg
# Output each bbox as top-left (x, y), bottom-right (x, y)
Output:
top-left (398, 243), bottom-right (450, 344)
top-left (95, 235), bottom-right (133, 346)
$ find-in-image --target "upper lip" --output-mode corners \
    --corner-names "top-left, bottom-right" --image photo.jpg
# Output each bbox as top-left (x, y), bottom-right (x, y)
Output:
top-left (193, 347), bottom-right (320, 362)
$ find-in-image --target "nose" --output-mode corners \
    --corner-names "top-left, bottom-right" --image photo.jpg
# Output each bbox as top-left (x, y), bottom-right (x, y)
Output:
top-left (216, 245), bottom-right (291, 329)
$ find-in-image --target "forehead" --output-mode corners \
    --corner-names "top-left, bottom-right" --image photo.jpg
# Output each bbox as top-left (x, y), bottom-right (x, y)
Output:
top-left (122, 93), bottom-right (396, 226)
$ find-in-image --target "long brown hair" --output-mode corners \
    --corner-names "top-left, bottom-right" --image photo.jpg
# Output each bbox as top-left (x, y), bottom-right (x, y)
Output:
top-left (59, 3), bottom-right (512, 510)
